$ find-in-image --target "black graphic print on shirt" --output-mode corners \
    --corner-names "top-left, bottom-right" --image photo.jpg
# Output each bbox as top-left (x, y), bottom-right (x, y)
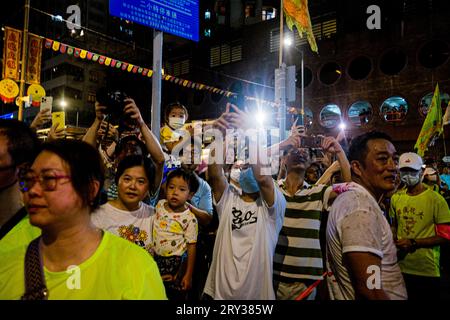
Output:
top-left (231, 207), bottom-right (257, 230)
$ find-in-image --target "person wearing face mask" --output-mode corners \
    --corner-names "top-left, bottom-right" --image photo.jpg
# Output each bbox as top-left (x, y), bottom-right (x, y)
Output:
top-left (423, 167), bottom-right (441, 192)
top-left (390, 152), bottom-right (450, 300)
top-left (228, 160), bottom-right (244, 195)
top-left (160, 102), bottom-right (189, 154)
top-left (202, 104), bottom-right (286, 300)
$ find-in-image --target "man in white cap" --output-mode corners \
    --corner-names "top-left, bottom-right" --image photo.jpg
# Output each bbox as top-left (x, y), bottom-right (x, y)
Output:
top-left (390, 152), bottom-right (450, 300)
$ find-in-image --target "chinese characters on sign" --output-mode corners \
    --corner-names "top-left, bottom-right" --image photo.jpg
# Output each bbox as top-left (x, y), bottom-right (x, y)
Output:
top-left (2, 27), bottom-right (22, 81)
top-left (26, 34), bottom-right (43, 84)
top-left (109, 0), bottom-right (199, 42)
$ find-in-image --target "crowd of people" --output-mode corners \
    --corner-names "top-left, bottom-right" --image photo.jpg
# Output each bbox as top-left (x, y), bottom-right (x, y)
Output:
top-left (0, 92), bottom-right (449, 300)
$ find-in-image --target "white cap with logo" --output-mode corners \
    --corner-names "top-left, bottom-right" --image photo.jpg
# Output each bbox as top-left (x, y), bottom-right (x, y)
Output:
top-left (399, 152), bottom-right (423, 170)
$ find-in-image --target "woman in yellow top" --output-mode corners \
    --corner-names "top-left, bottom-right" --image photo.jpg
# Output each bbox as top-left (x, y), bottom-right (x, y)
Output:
top-left (0, 139), bottom-right (166, 300)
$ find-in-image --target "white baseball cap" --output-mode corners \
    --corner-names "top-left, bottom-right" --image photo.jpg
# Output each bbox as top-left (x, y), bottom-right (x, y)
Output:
top-left (399, 152), bottom-right (423, 170)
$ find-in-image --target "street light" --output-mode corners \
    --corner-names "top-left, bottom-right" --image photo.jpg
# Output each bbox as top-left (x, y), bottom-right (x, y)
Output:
top-left (60, 100), bottom-right (67, 108)
top-left (283, 35), bottom-right (293, 47)
top-left (256, 111), bottom-right (266, 127)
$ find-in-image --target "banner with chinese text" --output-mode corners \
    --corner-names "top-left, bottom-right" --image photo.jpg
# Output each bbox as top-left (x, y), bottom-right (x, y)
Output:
top-left (26, 33), bottom-right (43, 84)
top-left (2, 27), bottom-right (22, 81)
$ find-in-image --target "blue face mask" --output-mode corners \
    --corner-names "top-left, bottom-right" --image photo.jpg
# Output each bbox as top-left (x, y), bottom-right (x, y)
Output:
top-left (239, 167), bottom-right (260, 194)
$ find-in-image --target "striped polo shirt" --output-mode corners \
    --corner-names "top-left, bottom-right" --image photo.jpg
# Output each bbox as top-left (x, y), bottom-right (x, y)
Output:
top-left (273, 180), bottom-right (332, 282)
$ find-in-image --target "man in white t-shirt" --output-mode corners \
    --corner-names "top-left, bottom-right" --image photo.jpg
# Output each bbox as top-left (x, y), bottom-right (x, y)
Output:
top-left (326, 131), bottom-right (407, 300)
top-left (203, 104), bottom-right (286, 300)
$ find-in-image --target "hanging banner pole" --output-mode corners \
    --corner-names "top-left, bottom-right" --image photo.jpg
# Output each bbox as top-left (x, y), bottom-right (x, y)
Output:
top-left (18, 0), bottom-right (30, 121)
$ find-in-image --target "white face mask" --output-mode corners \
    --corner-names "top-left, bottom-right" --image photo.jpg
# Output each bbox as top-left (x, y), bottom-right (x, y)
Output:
top-left (400, 171), bottom-right (421, 187)
top-left (230, 168), bottom-right (241, 183)
top-left (169, 117), bottom-right (185, 130)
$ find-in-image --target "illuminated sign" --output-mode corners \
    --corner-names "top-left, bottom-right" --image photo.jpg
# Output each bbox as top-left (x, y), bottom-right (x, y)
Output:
top-left (109, 0), bottom-right (199, 42)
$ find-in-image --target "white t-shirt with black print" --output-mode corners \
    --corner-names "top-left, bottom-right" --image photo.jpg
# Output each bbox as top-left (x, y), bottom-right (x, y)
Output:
top-left (203, 182), bottom-right (286, 300)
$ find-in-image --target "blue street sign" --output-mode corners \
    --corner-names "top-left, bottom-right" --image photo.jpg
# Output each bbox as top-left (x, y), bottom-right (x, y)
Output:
top-left (109, 0), bottom-right (199, 42)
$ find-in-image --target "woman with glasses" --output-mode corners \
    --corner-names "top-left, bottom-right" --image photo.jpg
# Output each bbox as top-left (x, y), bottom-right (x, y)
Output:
top-left (0, 139), bottom-right (166, 300)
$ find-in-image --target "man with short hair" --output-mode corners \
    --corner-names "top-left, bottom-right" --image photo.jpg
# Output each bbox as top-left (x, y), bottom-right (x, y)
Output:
top-left (273, 134), bottom-right (351, 300)
top-left (390, 152), bottom-right (450, 300)
top-left (0, 119), bottom-right (41, 252)
top-left (326, 131), bottom-right (407, 300)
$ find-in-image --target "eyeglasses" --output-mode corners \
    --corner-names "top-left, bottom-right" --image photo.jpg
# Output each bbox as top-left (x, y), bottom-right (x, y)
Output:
top-left (18, 169), bottom-right (71, 192)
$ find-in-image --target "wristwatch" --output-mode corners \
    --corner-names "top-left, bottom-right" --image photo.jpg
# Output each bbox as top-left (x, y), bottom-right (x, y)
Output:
top-left (410, 239), bottom-right (418, 252)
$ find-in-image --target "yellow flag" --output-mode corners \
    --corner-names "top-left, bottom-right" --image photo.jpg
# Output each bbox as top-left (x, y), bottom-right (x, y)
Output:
top-left (80, 50), bottom-right (87, 59)
top-left (414, 84), bottom-right (443, 157)
top-left (283, 0), bottom-right (318, 53)
top-left (52, 41), bottom-right (60, 51)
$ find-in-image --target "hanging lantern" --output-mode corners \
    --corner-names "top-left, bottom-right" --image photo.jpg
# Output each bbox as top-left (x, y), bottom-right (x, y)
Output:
top-left (27, 84), bottom-right (46, 107)
top-left (0, 79), bottom-right (20, 104)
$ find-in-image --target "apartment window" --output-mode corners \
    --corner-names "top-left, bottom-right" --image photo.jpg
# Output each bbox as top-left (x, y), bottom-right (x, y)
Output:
top-left (65, 87), bottom-right (82, 100)
top-left (379, 48), bottom-right (407, 76)
top-left (215, 0), bottom-right (227, 24)
top-left (165, 59), bottom-right (190, 76)
top-left (319, 62), bottom-right (342, 85)
top-left (89, 71), bottom-right (100, 82)
top-left (87, 92), bottom-right (96, 103)
top-left (44, 63), bottom-right (83, 81)
top-left (210, 42), bottom-right (242, 67)
top-left (320, 104), bottom-right (342, 128)
top-left (348, 56), bottom-right (372, 80)
top-left (419, 92), bottom-right (450, 116)
top-left (262, 7), bottom-right (276, 21)
top-left (418, 40), bottom-right (449, 69)
top-left (380, 96), bottom-right (408, 123)
top-left (348, 101), bottom-right (373, 127)
top-left (216, 0), bottom-right (227, 15)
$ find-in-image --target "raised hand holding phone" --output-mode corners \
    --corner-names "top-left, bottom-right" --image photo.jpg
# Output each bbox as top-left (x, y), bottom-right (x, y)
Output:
top-left (40, 96), bottom-right (53, 114)
top-left (52, 111), bottom-right (65, 131)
